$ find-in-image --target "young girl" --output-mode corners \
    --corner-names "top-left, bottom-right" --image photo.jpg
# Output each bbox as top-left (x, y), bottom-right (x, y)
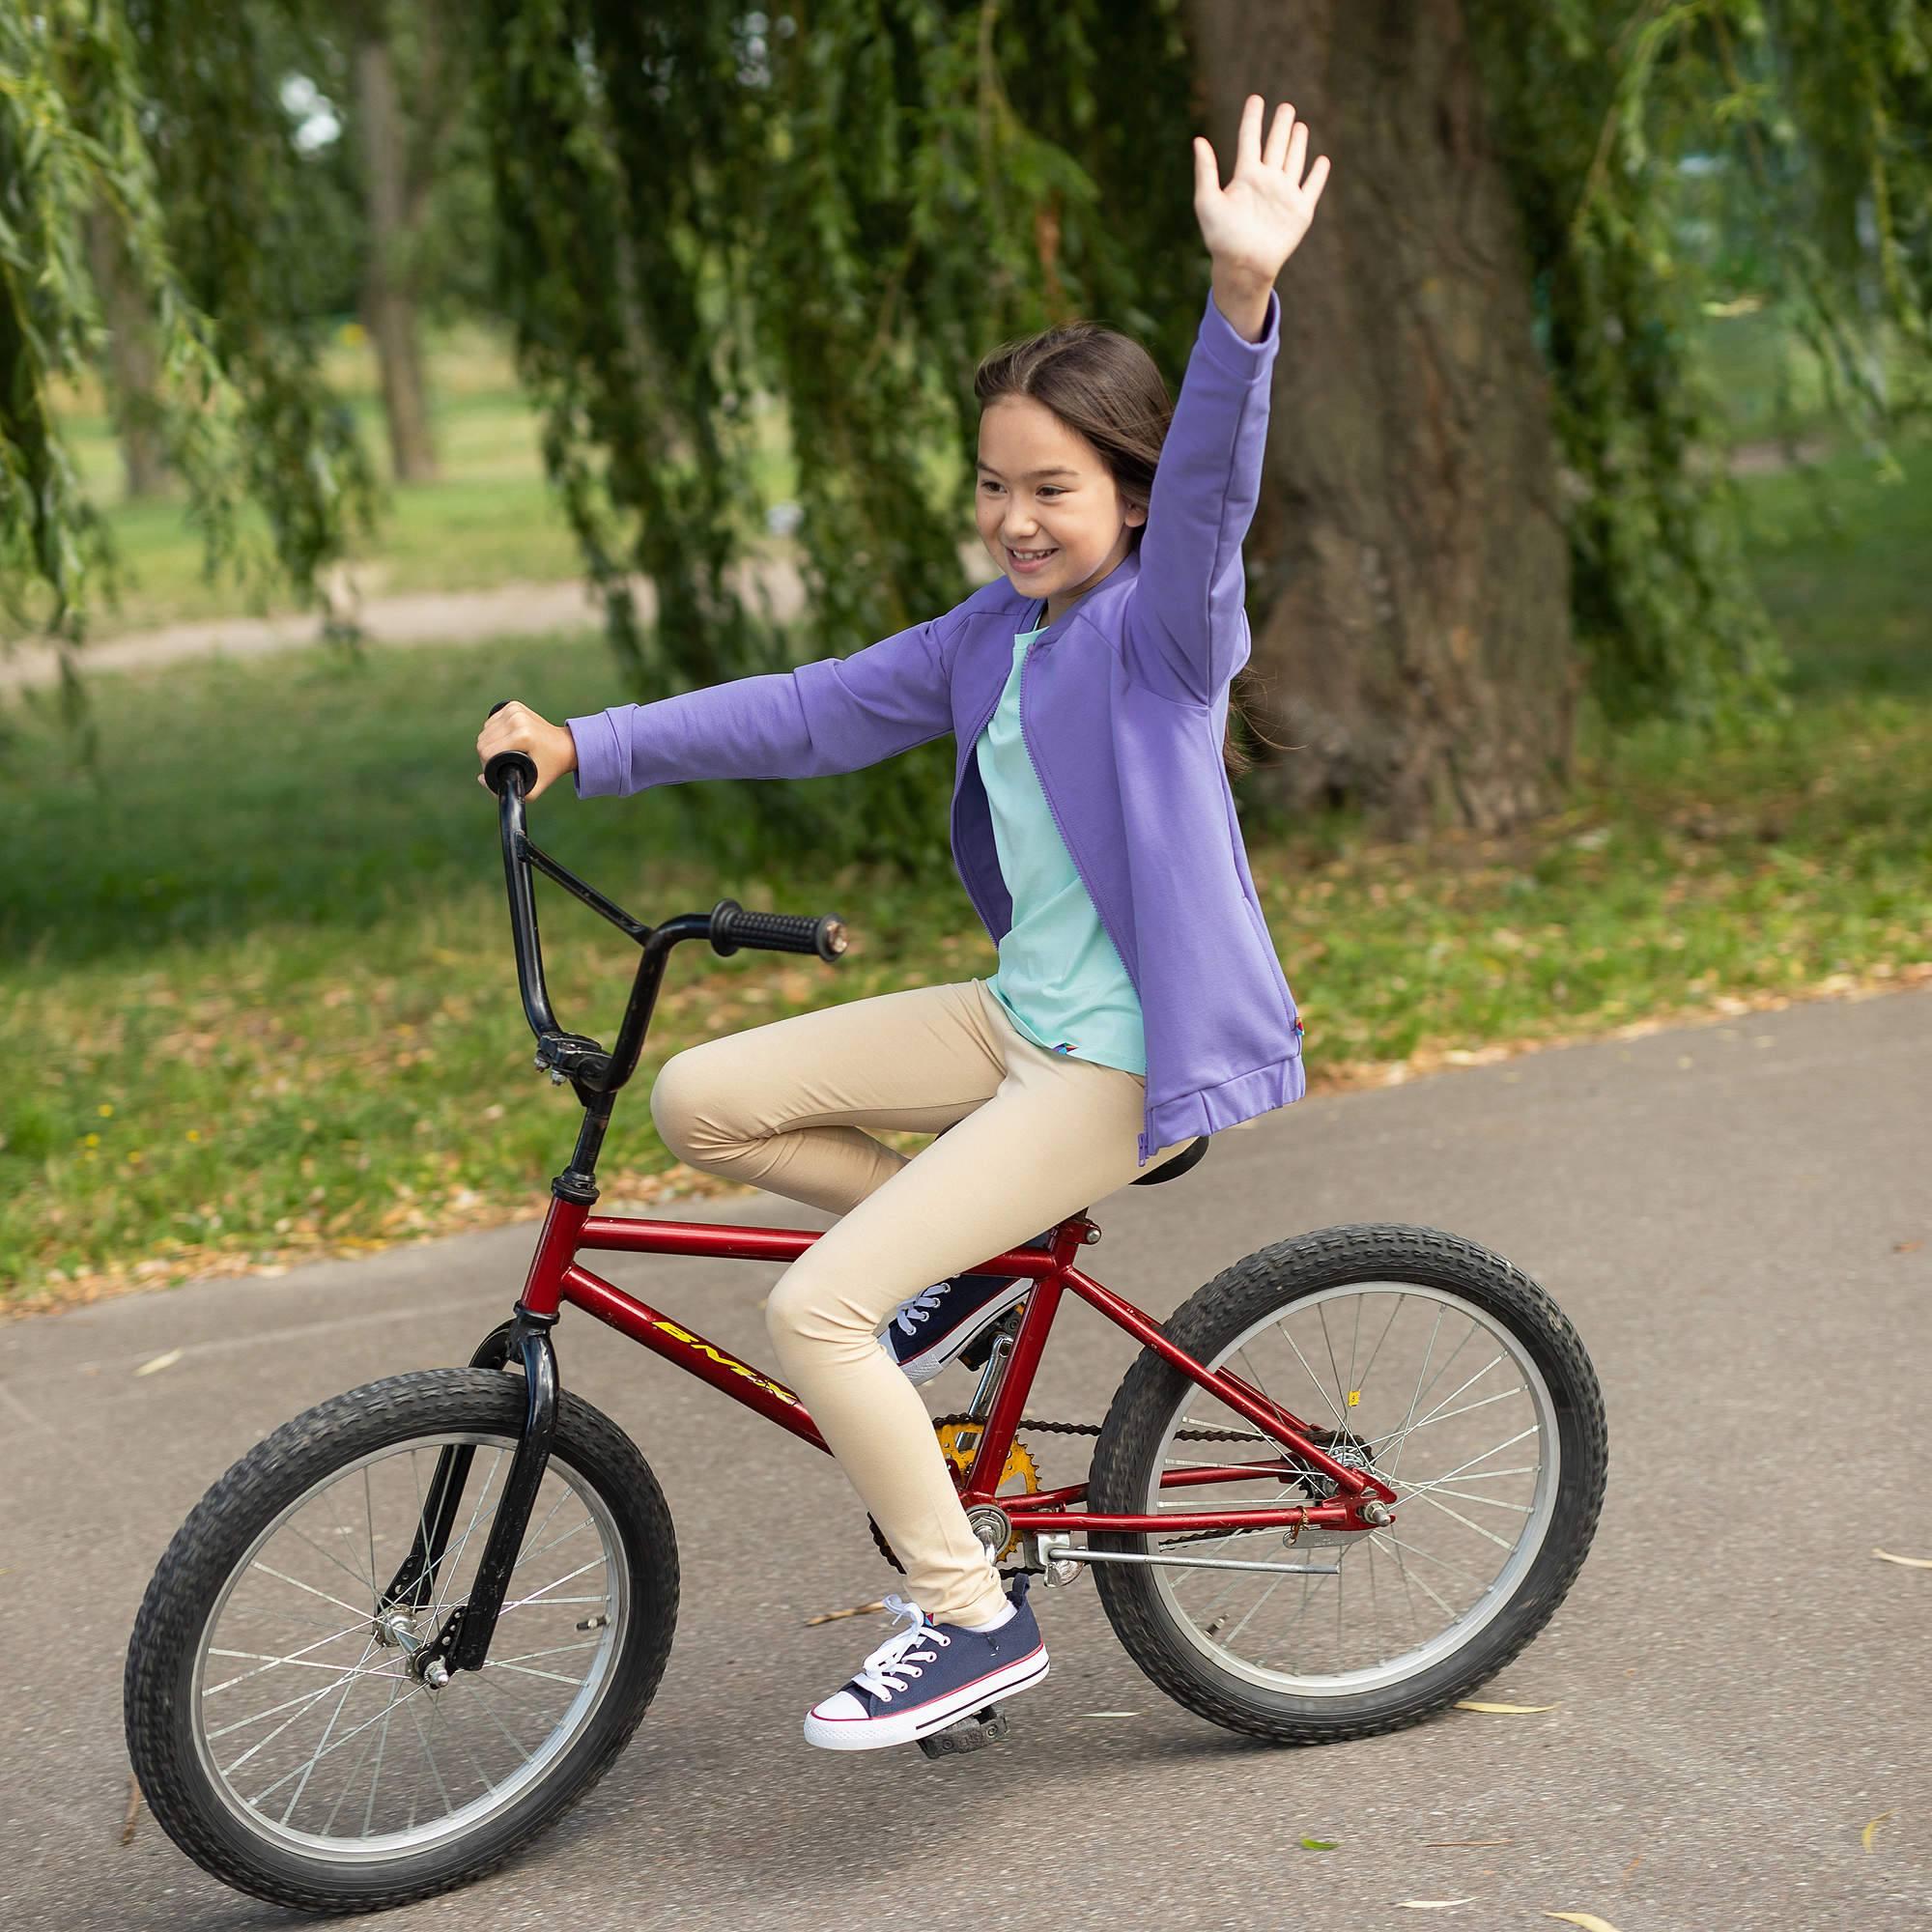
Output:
top-left (476, 95), bottom-right (1329, 1753)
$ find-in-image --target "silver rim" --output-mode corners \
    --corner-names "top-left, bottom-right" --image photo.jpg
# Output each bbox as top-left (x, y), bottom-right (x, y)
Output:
top-left (1144, 1282), bottom-right (1559, 1696)
top-left (188, 1429), bottom-right (628, 1861)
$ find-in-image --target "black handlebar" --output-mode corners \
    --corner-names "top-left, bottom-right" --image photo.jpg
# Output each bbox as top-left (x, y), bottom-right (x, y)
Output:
top-left (481, 700), bottom-right (847, 1105)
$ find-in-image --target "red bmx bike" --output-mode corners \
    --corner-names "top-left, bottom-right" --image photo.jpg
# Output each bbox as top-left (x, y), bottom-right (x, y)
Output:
top-left (123, 714), bottom-right (1606, 1914)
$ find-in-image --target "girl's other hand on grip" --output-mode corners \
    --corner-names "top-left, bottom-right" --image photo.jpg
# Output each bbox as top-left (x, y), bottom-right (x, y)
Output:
top-left (476, 700), bottom-right (579, 801)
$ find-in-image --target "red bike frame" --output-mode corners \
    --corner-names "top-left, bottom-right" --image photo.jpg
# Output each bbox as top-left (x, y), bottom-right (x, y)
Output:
top-left (519, 1194), bottom-right (1399, 1537)
top-left (434, 730), bottom-right (1391, 1687)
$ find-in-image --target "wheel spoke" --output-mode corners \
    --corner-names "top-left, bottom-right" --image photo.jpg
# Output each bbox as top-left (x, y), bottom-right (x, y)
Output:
top-left (208, 1658), bottom-right (403, 1746)
top-left (249, 1562), bottom-right (382, 1626)
top-left (1273, 1321), bottom-right (1349, 1430)
top-left (203, 1618), bottom-right (376, 1696)
top-left (282, 1520), bottom-right (382, 1604)
top-left (406, 1690), bottom-right (454, 1821)
top-left (1393, 1487), bottom-right (1516, 1549)
top-left (1370, 1529), bottom-right (1460, 1621)
top-left (498, 1555), bottom-right (608, 1614)
top-left (360, 1681), bottom-right (405, 1838)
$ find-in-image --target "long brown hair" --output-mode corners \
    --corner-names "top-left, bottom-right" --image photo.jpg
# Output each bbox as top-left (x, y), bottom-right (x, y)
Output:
top-left (973, 315), bottom-right (1277, 781)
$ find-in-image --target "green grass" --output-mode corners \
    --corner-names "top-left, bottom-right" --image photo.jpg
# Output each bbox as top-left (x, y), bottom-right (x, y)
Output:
top-left (43, 321), bottom-right (803, 636)
top-left (3, 436), bottom-right (1928, 1309)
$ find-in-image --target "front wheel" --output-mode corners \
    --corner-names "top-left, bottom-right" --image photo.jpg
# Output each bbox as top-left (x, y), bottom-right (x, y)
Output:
top-left (1087, 1224), bottom-right (1605, 1745)
top-left (124, 1367), bottom-right (677, 1913)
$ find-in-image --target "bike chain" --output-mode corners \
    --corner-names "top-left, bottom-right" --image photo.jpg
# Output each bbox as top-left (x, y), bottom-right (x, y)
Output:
top-left (929, 1413), bottom-right (1264, 1443)
top-left (907, 1413), bottom-right (1298, 1571)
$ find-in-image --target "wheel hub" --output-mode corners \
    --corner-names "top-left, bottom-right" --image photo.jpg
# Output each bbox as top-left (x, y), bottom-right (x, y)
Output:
top-left (1282, 1426), bottom-right (1380, 1502)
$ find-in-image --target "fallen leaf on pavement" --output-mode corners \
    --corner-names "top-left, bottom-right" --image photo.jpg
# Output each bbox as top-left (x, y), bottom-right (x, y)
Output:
top-left (121, 1776), bottom-right (143, 1846)
top-left (803, 1600), bottom-right (886, 1626)
top-left (1299, 1837), bottom-right (1339, 1851)
top-left (1872, 1548), bottom-right (1932, 1569)
top-left (1544, 1916), bottom-right (1623, 1931)
top-left (1454, 1700), bottom-right (1558, 1714)
top-left (134, 1350), bottom-right (183, 1377)
top-left (1862, 1811), bottom-right (1892, 1853)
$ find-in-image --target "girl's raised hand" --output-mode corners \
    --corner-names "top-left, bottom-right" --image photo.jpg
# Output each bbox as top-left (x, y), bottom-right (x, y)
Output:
top-left (1192, 96), bottom-right (1330, 283)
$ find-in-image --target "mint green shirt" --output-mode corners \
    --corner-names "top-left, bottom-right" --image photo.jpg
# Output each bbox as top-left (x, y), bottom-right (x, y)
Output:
top-left (974, 615), bottom-right (1147, 1076)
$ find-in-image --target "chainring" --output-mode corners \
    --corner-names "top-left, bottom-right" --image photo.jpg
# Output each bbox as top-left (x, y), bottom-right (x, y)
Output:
top-left (868, 1417), bottom-right (1040, 1574)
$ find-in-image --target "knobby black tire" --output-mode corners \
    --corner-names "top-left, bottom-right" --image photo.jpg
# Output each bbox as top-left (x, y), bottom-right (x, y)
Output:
top-left (1087, 1223), bottom-right (1605, 1746)
top-left (123, 1368), bottom-right (678, 1914)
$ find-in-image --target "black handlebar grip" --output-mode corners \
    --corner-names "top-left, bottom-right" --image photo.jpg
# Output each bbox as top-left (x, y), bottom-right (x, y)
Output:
top-left (709, 898), bottom-right (849, 963)
top-left (483, 700), bottom-right (538, 795)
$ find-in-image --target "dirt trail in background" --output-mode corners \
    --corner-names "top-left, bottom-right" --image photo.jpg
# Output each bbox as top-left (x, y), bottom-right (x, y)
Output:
top-left (0, 541), bottom-right (997, 695)
top-left (1, 439), bottom-right (1826, 696)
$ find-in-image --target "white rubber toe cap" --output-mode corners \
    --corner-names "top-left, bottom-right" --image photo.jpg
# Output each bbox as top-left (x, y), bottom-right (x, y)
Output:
top-left (808, 1690), bottom-right (867, 1723)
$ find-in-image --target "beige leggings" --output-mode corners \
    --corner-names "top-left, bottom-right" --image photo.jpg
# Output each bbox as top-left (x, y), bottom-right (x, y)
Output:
top-left (648, 976), bottom-right (1195, 1626)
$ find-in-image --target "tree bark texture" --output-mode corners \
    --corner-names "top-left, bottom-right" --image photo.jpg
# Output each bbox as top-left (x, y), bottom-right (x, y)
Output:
top-left (83, 210), bottom-right (168, 499)
top-left (1186, 0), bottom-right (1577, 837)
top-left (354, 32), bottom-right (438, 484)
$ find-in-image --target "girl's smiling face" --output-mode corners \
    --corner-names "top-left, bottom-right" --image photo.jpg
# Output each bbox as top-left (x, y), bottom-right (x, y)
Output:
top-left (976, 395), bottom-right (1147, 624)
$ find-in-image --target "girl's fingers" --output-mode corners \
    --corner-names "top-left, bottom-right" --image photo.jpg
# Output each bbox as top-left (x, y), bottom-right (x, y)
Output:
top-left (1192, 134), bottom-right (1220, 201)
top-left (1237, 91), bottom-right (1264, 167)
top-left (1263, 101), bottom-right (1294, 171)
top-left (1286, 118), bottom-right (1308, 184)
top-left (1302, 152), bottom-right (1332, 209)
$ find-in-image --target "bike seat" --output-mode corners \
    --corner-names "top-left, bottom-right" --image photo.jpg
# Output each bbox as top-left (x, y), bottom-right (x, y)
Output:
top-left (1129, 1133), bottom-right (1210, 1186)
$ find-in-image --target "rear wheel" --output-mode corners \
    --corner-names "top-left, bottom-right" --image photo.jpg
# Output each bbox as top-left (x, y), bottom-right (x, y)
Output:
top-left (124, 1368), bottom-right (677, 1913)
top-left (1087, 1224), bottom-right (1605, 1744)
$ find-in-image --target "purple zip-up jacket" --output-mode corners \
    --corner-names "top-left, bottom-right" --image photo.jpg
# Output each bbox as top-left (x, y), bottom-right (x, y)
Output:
top-left (568, 283), bottom-right (1305, 1168)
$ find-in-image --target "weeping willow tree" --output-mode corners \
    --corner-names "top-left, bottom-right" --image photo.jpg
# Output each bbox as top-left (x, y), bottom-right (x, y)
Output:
top-left (473, 0), bottom-right (1932, 855)
top-left (470, 0), bottom-right (1210, 874)
top-left (5, 0), bottom-right (1928, 849)
top-left (0, 2), bottom-right (374, 754)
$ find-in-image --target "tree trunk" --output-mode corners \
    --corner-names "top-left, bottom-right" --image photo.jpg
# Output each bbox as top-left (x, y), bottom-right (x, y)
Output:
top-left (354, 32), bottom-right (438, 483)
top-left (83, 210), bottom-right (169, 499)
top-left (1187, 0), bottom-right (1577, 838)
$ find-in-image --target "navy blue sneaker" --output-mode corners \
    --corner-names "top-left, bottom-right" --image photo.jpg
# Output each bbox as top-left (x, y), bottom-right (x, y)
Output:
top-left (881, 1229), bottom-right (1057, 1384)
top-left (803, 1576), bottom-right (1048, 1751)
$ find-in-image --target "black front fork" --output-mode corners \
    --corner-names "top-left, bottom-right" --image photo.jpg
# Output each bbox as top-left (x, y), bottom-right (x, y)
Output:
top-left (377, 1303), bottom-right (560, 1678)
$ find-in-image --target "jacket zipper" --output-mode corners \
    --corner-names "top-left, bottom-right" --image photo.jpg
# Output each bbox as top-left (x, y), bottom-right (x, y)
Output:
top-left (1016, 630), bottom-right (1155, 1166)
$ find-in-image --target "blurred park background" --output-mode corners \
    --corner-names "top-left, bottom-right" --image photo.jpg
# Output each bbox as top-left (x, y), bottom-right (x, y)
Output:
top-left (2, 1), bottom-right (1927, 1310)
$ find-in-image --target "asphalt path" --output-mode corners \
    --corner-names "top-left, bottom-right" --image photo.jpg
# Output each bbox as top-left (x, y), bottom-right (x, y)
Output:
top-left (4, 987), bottom-right (1927, 1932)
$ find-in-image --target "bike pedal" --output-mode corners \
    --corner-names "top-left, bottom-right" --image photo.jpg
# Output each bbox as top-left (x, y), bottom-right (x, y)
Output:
top-left (957, 1309), bottom-right (1021, 1373)
top-left (916, 1704), bottom-right (1009, 1759)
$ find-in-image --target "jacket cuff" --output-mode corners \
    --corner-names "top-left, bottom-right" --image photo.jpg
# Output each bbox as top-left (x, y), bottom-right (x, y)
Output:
top-left (567, 711), bottom-right (624, 799)
top-left (1198, 283), bottom-right (1280, 377)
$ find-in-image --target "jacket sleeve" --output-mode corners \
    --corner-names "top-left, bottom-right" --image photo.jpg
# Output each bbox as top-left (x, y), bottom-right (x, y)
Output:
top-left (566, 611), bottom-right (958, 799)
top-left (1121, 283), bottom-right (1281, 707)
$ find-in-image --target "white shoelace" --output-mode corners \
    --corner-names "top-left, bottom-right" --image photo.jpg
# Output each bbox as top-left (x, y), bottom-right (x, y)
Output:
top-left (850, 1594), bottom-right (952, 1702)
top-left (892, 1284), bottom-right (951, 1336)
